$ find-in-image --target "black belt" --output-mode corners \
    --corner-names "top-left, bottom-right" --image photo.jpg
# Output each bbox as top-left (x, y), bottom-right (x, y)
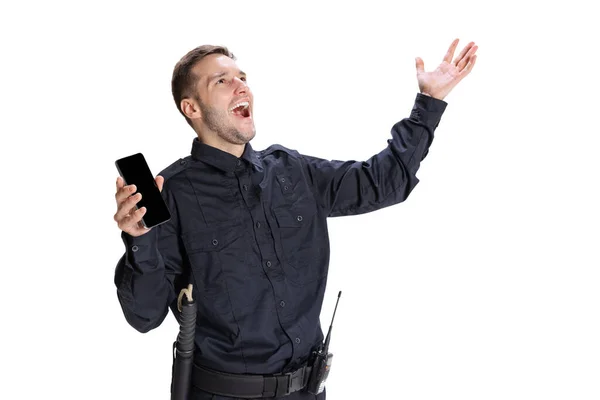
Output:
top-left (192, 363), bottom-right (312, 398)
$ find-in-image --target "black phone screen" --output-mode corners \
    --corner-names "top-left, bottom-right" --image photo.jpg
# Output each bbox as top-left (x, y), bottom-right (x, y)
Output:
top-left (115, 153), bottom-right (171, 229)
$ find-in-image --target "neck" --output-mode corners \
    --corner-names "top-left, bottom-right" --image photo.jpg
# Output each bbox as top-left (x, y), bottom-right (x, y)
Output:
top-left (196, 132), bottom-right (245, 158)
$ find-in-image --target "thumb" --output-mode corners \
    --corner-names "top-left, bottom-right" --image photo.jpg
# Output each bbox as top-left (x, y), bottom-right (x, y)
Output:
top-left (155, 175), bottom-right (164, 192)
top-left (415, 57), bottom-right (425, 74)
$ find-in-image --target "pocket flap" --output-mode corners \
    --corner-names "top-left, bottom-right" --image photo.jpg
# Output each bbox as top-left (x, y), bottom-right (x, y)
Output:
top-left (273, 203), bottom-right (316, 228)
top-left (183, 225), bottom-right (243, 253)
top-left (276, 174), bottom-right (294, 195)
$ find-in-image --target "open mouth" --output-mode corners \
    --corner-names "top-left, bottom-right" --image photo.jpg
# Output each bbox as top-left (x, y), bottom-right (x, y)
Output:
top-left (229, 101), bottom-right (251, 118)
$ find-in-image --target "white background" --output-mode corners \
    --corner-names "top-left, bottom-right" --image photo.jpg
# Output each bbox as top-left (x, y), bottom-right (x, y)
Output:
top-left (1, 1), bottom-right (599, 399)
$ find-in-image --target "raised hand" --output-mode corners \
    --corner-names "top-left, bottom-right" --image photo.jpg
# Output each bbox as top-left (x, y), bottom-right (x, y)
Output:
top-left (114, 175), bottom-right (164, 237)
top-left (415, 39), bottom-right (478, 101)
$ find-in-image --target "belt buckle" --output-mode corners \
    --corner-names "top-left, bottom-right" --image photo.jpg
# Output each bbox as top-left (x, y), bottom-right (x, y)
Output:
top-left (286, 366), bottom-right (306, 394)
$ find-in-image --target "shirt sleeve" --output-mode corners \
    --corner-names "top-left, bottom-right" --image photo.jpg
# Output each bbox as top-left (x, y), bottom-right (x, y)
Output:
top-left (113, 182), bottom-right (185, 333)
top-left (301, 93), bottom-right (447, 217)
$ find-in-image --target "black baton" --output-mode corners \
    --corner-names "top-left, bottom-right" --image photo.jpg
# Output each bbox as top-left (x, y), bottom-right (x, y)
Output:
top-left (171, 284), bottom-right (196, 400)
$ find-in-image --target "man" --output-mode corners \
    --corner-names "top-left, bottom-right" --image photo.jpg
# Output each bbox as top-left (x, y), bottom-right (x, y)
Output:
top-left (113, 40), bottom-right (477, 399)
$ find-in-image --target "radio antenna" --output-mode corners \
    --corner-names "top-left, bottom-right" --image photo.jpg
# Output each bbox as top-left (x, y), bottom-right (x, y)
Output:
top-left (323, 291), bottom-right (342, 353)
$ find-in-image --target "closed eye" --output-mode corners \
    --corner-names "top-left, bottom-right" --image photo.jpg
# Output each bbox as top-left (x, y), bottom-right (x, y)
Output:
top-left (214, 75), bottom-right (246, 85)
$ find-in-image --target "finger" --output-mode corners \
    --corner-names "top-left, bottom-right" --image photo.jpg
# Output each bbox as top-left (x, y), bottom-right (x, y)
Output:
top-left (136, 219), bottom-right (151, 233)
top-left (443, 38), bottom-right (459, 64)
top-left (458, 45), bottom-right (477, 71)
top-left (131, 208), bottom-right (152, 234)
top-left (126, 202), bottom-right (139, 217)
top-left (118, 206), bottom-right (147, 233)
top-left (116, 176), bottom-right (124, 191)
top-left (457, 45), bottom-right (478, 71)
top-left (453, 42), bottom-right (475, 66)
top-left (155, 175), bottom-right (164, 192)
top-left (115, 183), bottom-right (137, 204)
top-left (459, 54), bottom-right (477, 78)
top-left (114, 192), bottom-right (142, 222)
top-left (121, 206), bottom-right (144, 228)
top-left (415, 57), bottom-right (425, 74)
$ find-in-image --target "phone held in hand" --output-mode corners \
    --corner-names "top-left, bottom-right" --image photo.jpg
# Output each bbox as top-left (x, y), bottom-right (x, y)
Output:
top-left (115, 152), bottom-right (171, 229)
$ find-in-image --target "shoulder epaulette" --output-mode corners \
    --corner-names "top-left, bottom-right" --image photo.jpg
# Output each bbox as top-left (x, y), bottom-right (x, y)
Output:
top-left (261, 144), bottom-right (300, 158)
top-left (158, 155), bottom-right (192, 181)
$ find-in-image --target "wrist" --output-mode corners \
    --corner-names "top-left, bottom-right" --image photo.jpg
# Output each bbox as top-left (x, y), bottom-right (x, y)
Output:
top-left (421, 91), bottom-right (445, 101)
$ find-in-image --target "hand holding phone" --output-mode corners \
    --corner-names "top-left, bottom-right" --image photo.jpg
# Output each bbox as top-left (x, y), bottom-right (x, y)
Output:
top-left (114, 153), bottom-right (171, 236)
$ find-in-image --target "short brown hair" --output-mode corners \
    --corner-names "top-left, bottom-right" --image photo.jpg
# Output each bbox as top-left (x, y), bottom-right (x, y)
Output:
top-left (171, 45), bottom-right (236, 126)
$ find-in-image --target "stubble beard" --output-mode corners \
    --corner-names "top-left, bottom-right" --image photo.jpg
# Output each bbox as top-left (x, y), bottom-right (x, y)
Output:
top-left (199, 101), bottom-right (255, 145)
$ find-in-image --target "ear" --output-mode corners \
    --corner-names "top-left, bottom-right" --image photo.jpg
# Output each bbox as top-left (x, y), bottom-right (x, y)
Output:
top-left (181, 98), bottom-right (202, 122)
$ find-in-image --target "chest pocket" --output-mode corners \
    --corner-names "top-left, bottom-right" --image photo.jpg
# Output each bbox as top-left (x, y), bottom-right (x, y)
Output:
top-left (182, 225), bottom-right (248, 316)
top-left (272, 201), bottom-right (327, 285)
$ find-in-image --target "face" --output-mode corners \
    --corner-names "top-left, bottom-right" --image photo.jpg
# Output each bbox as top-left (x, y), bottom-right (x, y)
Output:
top-left (185, 54), bottom-right (255, 146)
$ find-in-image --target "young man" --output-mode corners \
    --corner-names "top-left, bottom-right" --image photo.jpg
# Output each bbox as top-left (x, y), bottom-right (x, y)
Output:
top-left (113, 40), bottom-right (477, 399)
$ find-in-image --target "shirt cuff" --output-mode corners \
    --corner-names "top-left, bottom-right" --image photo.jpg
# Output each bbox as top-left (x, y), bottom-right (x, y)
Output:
top-left (410, 93), bottom-right (448, 128)
top-left (121, 230), bottom-right (158, 264)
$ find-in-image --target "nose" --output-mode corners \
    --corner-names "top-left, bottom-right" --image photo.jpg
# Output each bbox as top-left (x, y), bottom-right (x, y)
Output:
top-left (233, 77), bottom-right (248, 95)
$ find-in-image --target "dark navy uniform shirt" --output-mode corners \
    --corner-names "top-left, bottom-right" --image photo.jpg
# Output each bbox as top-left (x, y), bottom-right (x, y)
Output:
top-left (114, 93), bottom-right (447, 376)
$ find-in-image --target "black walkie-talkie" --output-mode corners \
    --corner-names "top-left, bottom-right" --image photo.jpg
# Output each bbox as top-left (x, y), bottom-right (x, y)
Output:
top-left (307, 291), bottom-right (342, 395)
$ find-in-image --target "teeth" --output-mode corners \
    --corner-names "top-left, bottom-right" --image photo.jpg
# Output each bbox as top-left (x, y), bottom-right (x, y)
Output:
top-left (229, 101), bottom-right (249, 112)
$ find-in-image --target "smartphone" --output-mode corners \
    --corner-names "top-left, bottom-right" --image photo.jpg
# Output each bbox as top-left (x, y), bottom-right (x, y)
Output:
top-left (115, 152), bottom-right (171, 229)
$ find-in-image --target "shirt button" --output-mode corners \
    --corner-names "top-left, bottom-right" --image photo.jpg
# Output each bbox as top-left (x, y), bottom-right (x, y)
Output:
top-left (131, 245), bottom-right (139, 252)
top-left (266, 261), bottom-right (272, 267)
top-left (281, 178), bottom-right (285, 183)
top-left (280, 301), bottom-right (285, 307)
top-left (284, 185), bottom-right (289, 190)
top-left (295, 337), bottom-right (301, 344)
top-left (256, 221), bottom-right (261, 228)
top-left (243, 184), bottom-right (248, 191)
top-left (236, 160), bottom-right (242, 166)
top-left (179, 159), bottom-right (186, 165)
top-left (297, 215), bottom-right (303, 222)
top-left (212, 239), bottom-right (218, 246)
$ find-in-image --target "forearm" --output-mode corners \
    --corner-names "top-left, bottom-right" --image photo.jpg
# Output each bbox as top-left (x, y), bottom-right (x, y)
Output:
top-left (114, 230), bottom-right (176, 333)
top-left (387, 92), bottom-right (447, 177)
top-left (306, 93), bottom-right (447, 217)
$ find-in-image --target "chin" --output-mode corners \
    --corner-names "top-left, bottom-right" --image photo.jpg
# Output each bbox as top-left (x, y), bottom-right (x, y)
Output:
top-left (228, 128), bottom-right (255, 145)
top-left (238, 124), bottom-right (256, 140)
top-left (242, 130), bottom-right (256, 143)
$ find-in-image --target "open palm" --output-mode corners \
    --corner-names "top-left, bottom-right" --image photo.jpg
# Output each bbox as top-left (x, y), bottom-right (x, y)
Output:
top-left (416, 39), bottom-right (478, 101)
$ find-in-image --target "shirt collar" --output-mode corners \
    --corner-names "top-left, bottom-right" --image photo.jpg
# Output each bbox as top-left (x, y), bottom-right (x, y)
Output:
top-left (190, 137), bottom-right (262, 173)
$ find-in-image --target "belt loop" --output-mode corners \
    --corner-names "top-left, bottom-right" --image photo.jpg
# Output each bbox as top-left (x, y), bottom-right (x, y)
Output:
top-left (275, 375), bottom-right (289, 397)
top-left (262, 376), bottom-right (277, 397)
